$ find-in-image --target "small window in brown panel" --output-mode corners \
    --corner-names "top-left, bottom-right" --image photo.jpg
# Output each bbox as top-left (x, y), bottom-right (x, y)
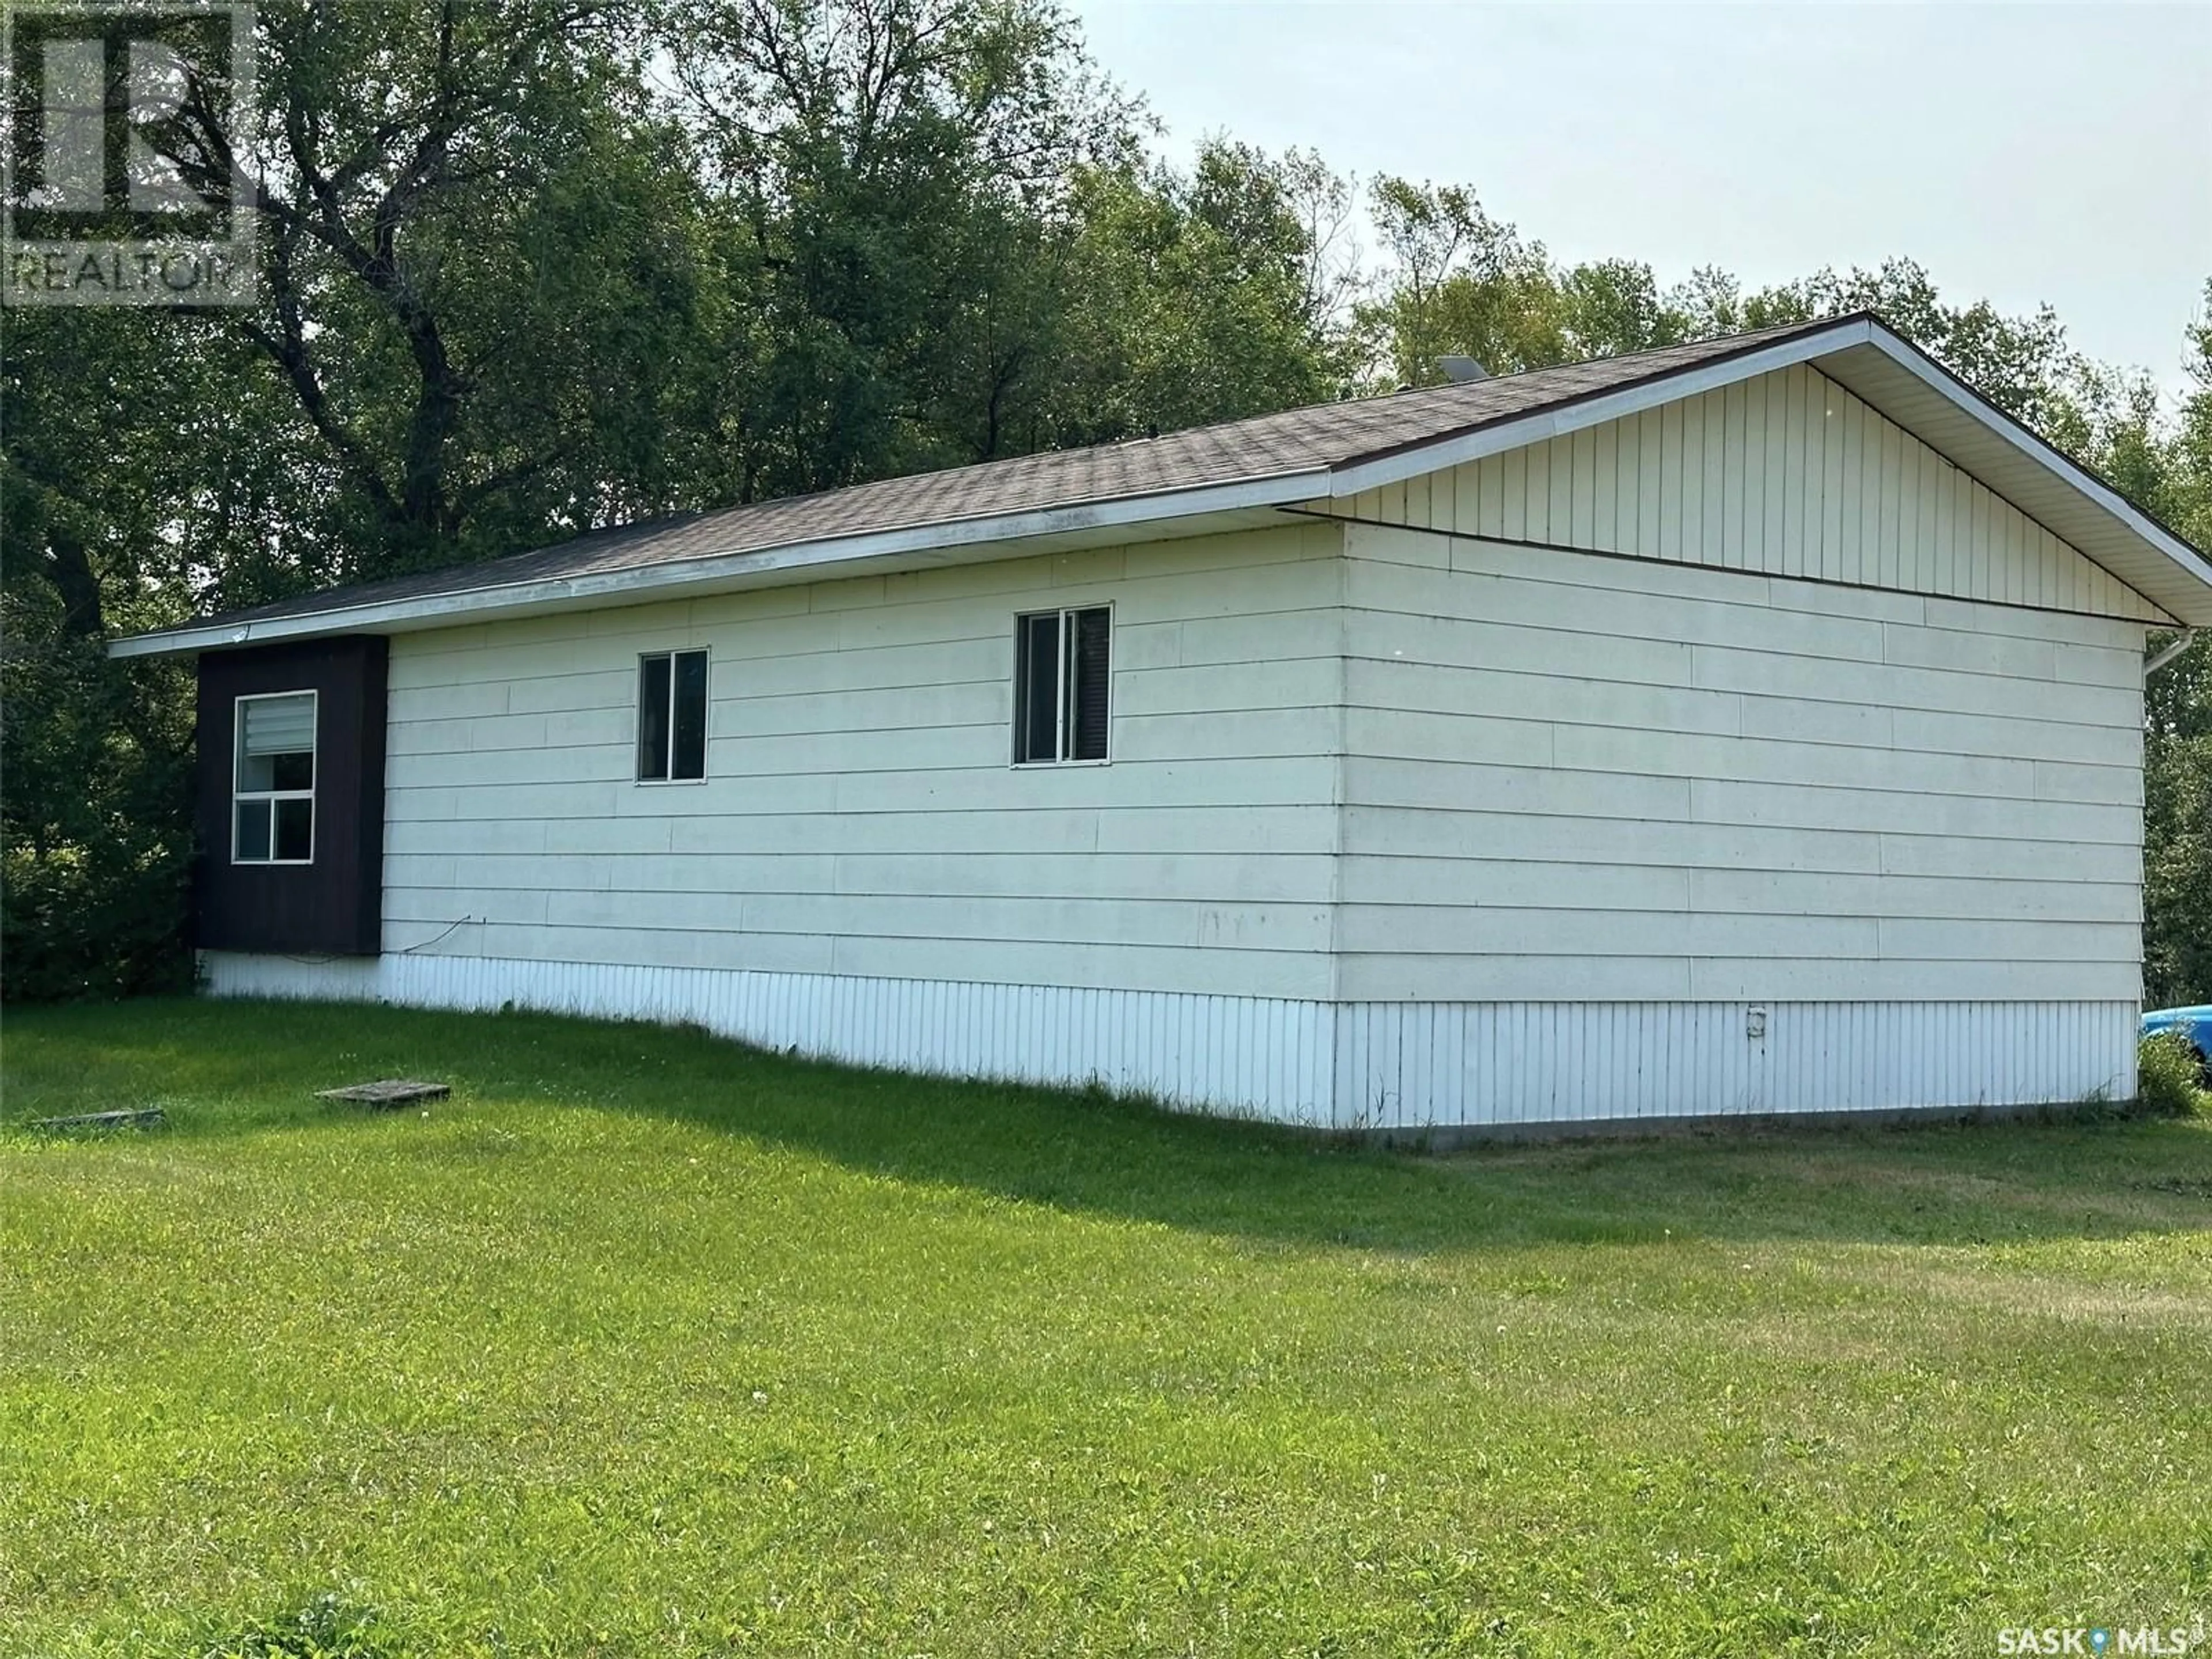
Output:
top-left (233, 691), bottom-right (316, 863)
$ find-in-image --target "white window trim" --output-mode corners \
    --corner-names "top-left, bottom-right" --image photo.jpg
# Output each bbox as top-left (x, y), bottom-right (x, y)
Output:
top-left (637, 647), bottom-right (710, 786)
top-left (1010, 603), bottom-right (1113, 769)
top-left (231, 688), bottom-right (318, 866)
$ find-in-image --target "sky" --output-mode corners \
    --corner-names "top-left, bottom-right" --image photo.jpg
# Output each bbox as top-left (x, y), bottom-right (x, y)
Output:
top-left (1070, 2), bottom-right (2212, 393)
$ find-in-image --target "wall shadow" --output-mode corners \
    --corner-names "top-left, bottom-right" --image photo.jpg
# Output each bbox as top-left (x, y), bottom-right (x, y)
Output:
top-left (9, 996), bottom-right (2209, 1253)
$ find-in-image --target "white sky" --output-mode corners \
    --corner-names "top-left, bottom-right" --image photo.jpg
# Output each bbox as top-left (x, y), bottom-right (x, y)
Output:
top-left (1072, 2), bottom-right (2212, 392)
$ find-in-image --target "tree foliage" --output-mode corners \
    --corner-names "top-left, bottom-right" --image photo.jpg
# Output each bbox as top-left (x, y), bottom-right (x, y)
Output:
top-left (2139, 285), bottom-right (2212, 1009)
top-left (3, 1), bottom-right (2207, 1005)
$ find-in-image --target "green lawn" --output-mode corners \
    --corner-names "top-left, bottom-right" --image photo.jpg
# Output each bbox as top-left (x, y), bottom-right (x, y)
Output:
top-left (2, 998), bottom-right (2207, 1658)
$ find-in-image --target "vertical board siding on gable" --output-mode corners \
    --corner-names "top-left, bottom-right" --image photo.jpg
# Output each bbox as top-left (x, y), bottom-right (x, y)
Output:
top-left (1336, 522), bottom-right (2147, 1006)
top-left (377, 524), bottom-right (1346, 1002)
top-left (1325, 363), bottom-right (2170, 623)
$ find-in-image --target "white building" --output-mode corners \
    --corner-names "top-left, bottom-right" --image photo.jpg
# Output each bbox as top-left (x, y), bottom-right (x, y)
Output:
top-left (116, 314), bottom-right (2212, 1132)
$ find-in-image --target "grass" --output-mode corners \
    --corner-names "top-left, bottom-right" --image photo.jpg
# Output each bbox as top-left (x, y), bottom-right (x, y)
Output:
top-left (2, 997), bottom-right (2209, 1658)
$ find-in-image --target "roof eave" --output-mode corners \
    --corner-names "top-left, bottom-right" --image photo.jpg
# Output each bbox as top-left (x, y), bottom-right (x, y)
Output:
top-left (112, 311), bottom-right (2212, 657)
top-left (107, 468), bottom-right (1332, 659)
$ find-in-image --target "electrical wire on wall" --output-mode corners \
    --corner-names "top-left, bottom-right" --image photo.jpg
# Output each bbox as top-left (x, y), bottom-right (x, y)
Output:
top-left (271, 917), bottom-right (476, 965)
top-left (400, 917), bottom-right (478, 955)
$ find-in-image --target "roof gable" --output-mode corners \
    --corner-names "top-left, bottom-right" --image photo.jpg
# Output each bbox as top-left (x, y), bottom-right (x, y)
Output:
top-left (1315, 360), bottom-right (2171, 625)
top-left (1324, 317), bottom-right (2211, 627)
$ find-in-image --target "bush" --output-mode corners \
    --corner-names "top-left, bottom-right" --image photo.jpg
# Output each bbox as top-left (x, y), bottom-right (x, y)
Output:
top-left (0, 629), bottom-right (195, 1001)
top-left (2137, 1029), bottom-right (2210, 1118)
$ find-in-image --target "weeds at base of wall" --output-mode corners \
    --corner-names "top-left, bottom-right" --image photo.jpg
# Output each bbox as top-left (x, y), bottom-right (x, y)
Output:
top-left (2136, 1030), bottom-right (2211, 1119)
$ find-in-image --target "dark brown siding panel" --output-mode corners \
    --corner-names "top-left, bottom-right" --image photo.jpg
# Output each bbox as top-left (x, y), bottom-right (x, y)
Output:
top-left (194, 637), bottom-right (387, 955)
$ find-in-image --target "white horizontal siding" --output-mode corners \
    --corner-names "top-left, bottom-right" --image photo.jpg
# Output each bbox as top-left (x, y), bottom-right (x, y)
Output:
top-left (1336, 955), bottom-right (2141, 1005)
top-left (1332, 906), bottom-right (2139, 963)
top-left (200, 953), bottom-right (2137, 1131)
top-left (1344, 805), bottom-right (2144, 885)
top-left (378, 523), bottom-right (1347, 1002)
top-left (382, 850), bottom-right (1339, 904)
top-left (384, 805), bottom-right (1340, 858)
top-left (369, 922), bottom-right (1331, 999)
top-left (1321, 362), bottom-right (2169, 622)
top-left (383, 891), bottom-right (1335, 957)
top-left (1338, 523), bottom-right (2147, 1006)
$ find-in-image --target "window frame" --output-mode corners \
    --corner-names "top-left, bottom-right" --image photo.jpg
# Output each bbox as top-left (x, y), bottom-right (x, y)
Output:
top-left (230, 688), bottom-right (319, 866)
top-left (1010, 603), bottom-right (1113, 768)
top-left (636, 647), bottom-right (710, 785)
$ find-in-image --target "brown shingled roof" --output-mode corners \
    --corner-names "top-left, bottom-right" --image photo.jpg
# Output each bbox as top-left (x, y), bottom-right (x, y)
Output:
top-left (125, 315), bottom-right (1852, 647)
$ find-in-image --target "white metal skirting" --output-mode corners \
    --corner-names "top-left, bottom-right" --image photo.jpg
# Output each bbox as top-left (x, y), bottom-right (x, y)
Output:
top-left (199, 952), bottom-right (2138, 1130)
top-left (198, 950), bottom-right (1338, 1125)
top-left (1332, 998), bottom-right (2139, 1130)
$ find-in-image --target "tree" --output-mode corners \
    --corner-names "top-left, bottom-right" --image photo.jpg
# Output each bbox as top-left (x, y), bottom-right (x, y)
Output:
top-left (1554, 259), bottom-right (1695, 359)
top-left (662, 0), bottom-right (1142, 488)
top-left (0, 311), bottom-right (256, 995)
top-left (154, 0), bottom-right (727, 577)
top-left (1736, 259), bottom-right (2085, 436)
top-left (1357, 177), bottom-right (1565, 386)
top-left (1036, 141), bottom-right (1357, 447)
top-left (2141, 282), bottom-right (2212, 1009)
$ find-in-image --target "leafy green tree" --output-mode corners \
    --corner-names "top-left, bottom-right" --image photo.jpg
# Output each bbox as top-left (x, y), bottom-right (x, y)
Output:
top-left (2141, 283), bottom-right (2212, 1009)
top-left (0, 311), bottom-right (267, 995)
top-left (1359, 183), bottom-right (1722, 379)
top-left (2144, 643), bottom-right (2211, 1010)
top-left (1036, 141), bottom-right (1356, 446)
top-left (664, 0), bottom-right (1141, 488)
top-left (1357, 178), bottom-right (1565, 385)
top-left (662, 6), bottom-right (1349, 469)
top-left (1554, 259), bottom-right (1695, 358)
top-left (157, 0), bottom-right (727, 577)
